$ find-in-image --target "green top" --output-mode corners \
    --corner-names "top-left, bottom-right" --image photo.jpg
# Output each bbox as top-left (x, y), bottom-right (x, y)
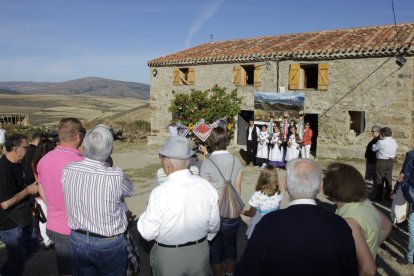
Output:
top-left (336, 199), bottom-right (381, 257)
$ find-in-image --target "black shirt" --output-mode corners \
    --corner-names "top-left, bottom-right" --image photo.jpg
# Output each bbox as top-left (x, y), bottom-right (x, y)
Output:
top-left (0, 155), bottom-right (31, 230)
top-left (365, 137), bottom-right (379, 164)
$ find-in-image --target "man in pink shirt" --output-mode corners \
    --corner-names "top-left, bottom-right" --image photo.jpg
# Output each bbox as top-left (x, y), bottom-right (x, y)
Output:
top-left (37, 118), bottom-right (85, 275)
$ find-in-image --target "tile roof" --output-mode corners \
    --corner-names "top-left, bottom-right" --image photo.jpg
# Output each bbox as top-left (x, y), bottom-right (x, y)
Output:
top-left (148, 23), bottom-right (414, 67)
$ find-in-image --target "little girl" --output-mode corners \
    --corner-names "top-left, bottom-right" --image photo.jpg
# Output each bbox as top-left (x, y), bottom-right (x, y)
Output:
top-left (256, 125), bottom-right (269, 168)
top-left (268, 127), bottom-right (284, 167)
top-left (243, 166), bottom-right (283, 239)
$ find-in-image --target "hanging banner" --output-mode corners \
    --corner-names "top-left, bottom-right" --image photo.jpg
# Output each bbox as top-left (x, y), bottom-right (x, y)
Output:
top-left (254, 92), bottom-right (305, 122)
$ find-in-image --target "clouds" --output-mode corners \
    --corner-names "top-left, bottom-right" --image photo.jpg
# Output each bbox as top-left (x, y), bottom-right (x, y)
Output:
top-left (185, 0), bottom-right (225, 48)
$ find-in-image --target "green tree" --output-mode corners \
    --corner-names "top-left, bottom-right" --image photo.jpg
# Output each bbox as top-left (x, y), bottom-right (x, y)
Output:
top-left (168, 85), bottom-right (242, 128)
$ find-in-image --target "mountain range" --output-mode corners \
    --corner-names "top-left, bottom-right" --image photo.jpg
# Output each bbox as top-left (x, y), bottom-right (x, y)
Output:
top-left (0, 77), bottom-right (150, 99)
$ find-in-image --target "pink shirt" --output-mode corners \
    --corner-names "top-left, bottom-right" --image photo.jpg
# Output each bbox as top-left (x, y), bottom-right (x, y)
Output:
top-left (37, 145), bottom-right (83, 235)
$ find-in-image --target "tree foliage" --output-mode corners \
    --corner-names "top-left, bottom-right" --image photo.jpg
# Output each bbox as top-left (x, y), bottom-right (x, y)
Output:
top-left (168, 85), bottom-right (242, 127)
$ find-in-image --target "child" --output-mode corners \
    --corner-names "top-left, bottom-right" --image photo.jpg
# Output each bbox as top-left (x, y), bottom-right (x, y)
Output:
top-left (256, 125), bottom-right (269, 168)
top-left (242, 166), bottom-right (283, 239)
top-left (268, 127), bottom-right (284, 167)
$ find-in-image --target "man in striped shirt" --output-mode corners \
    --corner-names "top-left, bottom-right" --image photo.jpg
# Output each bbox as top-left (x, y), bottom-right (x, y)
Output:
top-left (62, 125), bottom-right (135, 275)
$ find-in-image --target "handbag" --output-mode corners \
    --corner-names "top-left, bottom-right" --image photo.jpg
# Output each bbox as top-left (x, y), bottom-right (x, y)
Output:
top-left (8, 200), bottom-right (33, 228)
top-left (209, 157), bottom-right (245, 219)
top-left (31, 200), bottom-right (47, 224)
top-left (391, 182), bottom-right (409, 224)
top-left (125, 218), bottom-right (140, 276)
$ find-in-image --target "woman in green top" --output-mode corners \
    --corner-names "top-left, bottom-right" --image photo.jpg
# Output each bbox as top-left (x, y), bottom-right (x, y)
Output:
top-left (323, 163), bottom-right (392, 276)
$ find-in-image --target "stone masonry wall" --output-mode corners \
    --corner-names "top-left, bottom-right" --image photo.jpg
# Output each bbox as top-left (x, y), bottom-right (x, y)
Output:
top-left (149, 57), bottom-right (414, 160)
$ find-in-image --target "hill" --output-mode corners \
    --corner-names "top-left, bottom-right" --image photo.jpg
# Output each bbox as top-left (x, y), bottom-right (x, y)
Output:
top-left (0, 77), bottom-right (149, 99)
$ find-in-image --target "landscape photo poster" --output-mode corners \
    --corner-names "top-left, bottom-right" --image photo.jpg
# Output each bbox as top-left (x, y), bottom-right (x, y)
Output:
top-left (254, 92), bottom-right (305, 121)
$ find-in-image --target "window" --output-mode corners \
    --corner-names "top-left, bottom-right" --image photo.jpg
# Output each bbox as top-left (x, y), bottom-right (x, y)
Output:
top-left (348, 111), bottom-right (365, 136)
top-left (233, 64), bottom-right (262, 87)
top-left (289, 63), bottom-right (328, 91)
top-left (173, 67), bottom-right (195, 85)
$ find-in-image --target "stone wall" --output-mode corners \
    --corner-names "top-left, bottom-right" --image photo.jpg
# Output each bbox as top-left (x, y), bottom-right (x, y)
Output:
top-left (149, 56), bottom-right (414, 160)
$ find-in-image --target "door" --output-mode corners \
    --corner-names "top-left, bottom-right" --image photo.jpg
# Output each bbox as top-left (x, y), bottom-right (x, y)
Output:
top-left (237, 110), bottom-right (254, 145)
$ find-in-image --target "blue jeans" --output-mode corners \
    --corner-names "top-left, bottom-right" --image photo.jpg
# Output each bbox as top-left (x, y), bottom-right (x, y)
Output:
top-left (70, 230), bottom-right (128, 276)
top-left (407, 211), bottom-right (414, 263)
top-left (0, 224), bottom-right (38, 276)
top-left (209, 217), bottom-right (240, 264)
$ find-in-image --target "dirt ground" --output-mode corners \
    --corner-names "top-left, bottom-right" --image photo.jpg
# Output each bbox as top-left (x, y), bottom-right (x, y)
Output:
top-left (1, 141), bottom-right (413, 275)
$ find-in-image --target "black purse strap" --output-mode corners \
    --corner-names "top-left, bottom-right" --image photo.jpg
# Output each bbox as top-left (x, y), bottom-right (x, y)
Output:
top-left (208, 155), bottom-right (235, 183)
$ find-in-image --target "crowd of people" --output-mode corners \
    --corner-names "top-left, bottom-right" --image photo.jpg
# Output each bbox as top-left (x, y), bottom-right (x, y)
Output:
top-left (245, 117), bottom-right (313, 169)
top-left (0, 117), bottom-right (412, 275)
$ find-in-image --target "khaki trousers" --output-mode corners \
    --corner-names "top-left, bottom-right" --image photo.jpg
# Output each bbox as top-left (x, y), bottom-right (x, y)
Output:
top-left (150, 239), bottom-right (209, 276)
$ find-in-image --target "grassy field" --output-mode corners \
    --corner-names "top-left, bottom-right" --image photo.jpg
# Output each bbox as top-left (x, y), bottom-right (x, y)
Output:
top-left (0, 94), bottom-right (150, 127)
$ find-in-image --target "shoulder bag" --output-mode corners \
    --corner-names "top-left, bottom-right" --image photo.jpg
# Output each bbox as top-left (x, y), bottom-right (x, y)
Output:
top-left (209, 156), bottom-right (244, 218)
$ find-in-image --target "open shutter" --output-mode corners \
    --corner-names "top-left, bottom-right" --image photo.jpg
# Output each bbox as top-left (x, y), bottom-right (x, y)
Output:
top-left (173, 68), bottom-right (180, 85)
top-left (254, 65), bottom-right (262, 87)
top-left (318, 64), bottom-right (328, 91)
top-left (289, 64), bottom-right (300, 90)
top-left (188, 67), bottom-right (195, 85)
top-left (233, 65), bottom-right (241, 85)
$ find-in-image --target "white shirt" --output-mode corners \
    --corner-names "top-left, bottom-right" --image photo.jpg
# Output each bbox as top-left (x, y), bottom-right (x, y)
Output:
top-left (138, 169), bottom-right (220, 245)
top-left (62, 158), bottom-right (135, 237)
top-left (371, 137), bottom-right (398, 159)
top-left (0, 128), bottom-right (5, 144)
top-left (287, 198), bottom-right (317, 207)
top-left (247, 126), bottom-right (259, 141)
top-left (168, 125), bottom-right (178, 136)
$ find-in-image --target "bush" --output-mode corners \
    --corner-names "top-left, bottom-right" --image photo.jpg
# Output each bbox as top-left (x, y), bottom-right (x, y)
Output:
top-left (169, 85), bottom-right (242, 126)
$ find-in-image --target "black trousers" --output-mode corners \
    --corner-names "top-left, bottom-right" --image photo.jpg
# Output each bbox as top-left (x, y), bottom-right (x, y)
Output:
top-left (372, 159), bottom-right (394, 200)
top-left (246, 140), bottom-right (257, 165)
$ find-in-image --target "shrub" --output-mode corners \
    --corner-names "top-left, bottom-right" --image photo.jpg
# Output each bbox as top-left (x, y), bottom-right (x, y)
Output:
top-left (169, 85), bottom-right (242, 126)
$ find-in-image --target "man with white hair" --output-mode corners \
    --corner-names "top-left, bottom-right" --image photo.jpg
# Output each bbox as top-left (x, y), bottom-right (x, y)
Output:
top-left (62, 125), bottom-right (135, 275)
top-left (235, 159), bottom-right (358, 276)
top-left (138, 136), bottom-right (220, 276)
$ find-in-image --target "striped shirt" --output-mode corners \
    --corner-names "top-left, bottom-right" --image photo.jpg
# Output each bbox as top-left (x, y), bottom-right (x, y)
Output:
top-left (62, 158), bottom-right (135, 237)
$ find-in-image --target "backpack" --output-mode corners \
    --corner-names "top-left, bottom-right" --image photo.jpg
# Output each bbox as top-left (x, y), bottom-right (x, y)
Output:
top-left (208, 157), bottom-right (245, 218)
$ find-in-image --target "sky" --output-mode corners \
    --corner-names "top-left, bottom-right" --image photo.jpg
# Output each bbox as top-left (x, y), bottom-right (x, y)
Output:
top-left (0, 0), bottom-right (413, 85)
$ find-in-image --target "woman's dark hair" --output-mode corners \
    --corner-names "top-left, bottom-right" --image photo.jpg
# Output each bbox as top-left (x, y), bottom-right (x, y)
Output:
top-left (207, 127), bottom-right (229, 152)
top-left (323, 162), bottom-right (367, 203)
top-left (32, 139), bottom-right (56, 176)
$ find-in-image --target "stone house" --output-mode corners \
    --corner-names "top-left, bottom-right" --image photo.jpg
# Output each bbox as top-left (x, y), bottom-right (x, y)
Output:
top-left (147, 23), bottom-right (414, 159)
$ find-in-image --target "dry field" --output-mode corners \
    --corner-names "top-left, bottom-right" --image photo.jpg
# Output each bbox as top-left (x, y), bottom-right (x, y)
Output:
top-left (0, 94), bottom-right (150, 127)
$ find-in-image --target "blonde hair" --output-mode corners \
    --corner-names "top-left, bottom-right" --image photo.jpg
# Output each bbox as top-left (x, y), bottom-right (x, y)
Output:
top-left (255, 166), bottom-right (280, 196)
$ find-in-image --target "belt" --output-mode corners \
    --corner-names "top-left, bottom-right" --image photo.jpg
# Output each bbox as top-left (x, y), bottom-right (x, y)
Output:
top-left (156, 237), bottom-right (206, 248)
top-left (74, 229), bottom-right (119, 240)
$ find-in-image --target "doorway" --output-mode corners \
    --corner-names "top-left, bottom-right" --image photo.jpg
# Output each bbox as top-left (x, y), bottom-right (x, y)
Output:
top-left (304, 113), bottom-right (318, 157)
top-left (237, 110), bottom-right (254, 145)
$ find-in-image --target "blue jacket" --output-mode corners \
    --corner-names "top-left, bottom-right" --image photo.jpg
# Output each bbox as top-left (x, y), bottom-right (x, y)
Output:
top-left (400, 150), bottom-right (414, 203)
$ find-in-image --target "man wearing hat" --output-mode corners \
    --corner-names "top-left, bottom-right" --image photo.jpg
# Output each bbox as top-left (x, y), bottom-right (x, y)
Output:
top-left (138, 136), bottom-right (220, 276)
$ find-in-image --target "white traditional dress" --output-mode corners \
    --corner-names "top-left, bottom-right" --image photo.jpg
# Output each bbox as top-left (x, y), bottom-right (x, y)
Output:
top-left (268, 132), bottom-right (284, 167)
top-left (285, 133), bottom-right (300, 161)
top-left (245, 191), bottom-right (283, 239)
top-left (256, 131), bottom-right (269, 166)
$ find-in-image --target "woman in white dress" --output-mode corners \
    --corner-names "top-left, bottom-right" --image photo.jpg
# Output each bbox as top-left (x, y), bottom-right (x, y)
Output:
top-left (256, 125), bottom-right (269, 168)
top-left (268, 127), bottom-right (284, 167)
top-left (285, 126), bottom-right (301, 161)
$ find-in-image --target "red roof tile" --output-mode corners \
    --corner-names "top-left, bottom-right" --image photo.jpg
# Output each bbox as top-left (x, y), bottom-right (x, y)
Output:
top-left (148, 23), bottom-right (414, 67)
